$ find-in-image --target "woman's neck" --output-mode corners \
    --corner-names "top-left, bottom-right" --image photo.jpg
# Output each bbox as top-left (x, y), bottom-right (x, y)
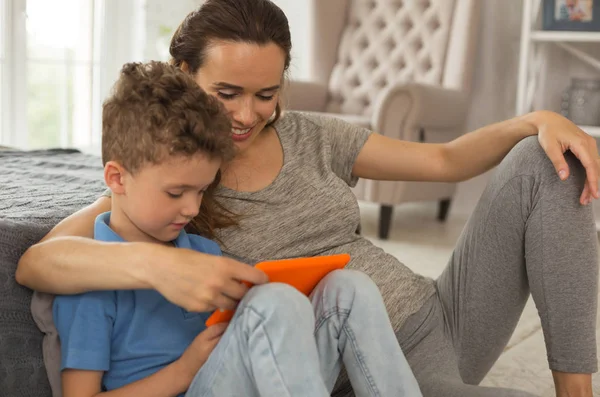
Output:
top-left (220, 126), bottom-right (284, 192)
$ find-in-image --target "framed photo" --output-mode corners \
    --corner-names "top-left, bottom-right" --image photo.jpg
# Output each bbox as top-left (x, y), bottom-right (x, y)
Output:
top-left (543, 0), bottom-right (600, 31)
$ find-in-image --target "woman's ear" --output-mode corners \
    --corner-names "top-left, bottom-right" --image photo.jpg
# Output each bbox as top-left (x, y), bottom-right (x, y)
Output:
top-left (180, 61), bottom-right (190, 73)
top-left (104, 161), bottom-right (127, 195)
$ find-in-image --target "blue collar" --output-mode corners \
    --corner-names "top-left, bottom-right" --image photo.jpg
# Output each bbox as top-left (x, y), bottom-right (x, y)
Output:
top-left (94, 212), bottom-right (193, 249)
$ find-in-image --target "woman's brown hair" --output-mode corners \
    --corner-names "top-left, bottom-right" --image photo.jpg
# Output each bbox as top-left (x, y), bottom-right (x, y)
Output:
top-left (169, 0), bottom-right (292, 128)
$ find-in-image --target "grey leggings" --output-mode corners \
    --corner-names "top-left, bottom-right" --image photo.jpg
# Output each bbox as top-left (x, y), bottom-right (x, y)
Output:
top-left (335, 136), bottom-right (599, 397)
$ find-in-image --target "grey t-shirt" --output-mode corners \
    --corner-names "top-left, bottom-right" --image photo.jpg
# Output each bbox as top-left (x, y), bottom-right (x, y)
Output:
top-left (215, 111), bottom-right (436, 330)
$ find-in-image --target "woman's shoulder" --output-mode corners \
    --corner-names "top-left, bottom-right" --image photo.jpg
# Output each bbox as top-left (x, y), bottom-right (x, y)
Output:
top-left (277, 110), bottom-right (349, 131)
top-left (276, 111), bottom-right (323, 133)
top-left (274, 110), bottom-right (357, 139)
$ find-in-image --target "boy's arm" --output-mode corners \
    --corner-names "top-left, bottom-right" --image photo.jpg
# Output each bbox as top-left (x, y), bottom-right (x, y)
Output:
top-left (61, 322), bottom-right (228, 397)
top-left (61, 364), bottom-right (188, 397)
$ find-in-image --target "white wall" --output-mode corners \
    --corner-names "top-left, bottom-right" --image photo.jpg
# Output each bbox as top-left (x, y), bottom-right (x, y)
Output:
top-left (144, 0), bottom-right (202, 61)
top-left (142, 0), bottom-right (312, 79)
top-left (451, 0), bottom-right (524, 217)
top-left (140, 0), bottom-right (318, 88)
top-left (271, 0), bottom-right (312, 81)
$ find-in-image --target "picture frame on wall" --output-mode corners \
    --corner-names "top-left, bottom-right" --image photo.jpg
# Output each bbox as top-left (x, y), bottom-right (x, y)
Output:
top-left (543, 0), bottom-right (600, 31)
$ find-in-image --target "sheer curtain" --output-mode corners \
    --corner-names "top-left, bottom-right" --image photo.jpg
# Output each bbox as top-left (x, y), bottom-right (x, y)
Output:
top-left (0, 0), bottom-right (145, 152)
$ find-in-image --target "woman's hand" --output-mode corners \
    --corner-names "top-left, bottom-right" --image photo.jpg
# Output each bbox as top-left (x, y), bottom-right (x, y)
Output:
top-left (529, 111), bottom-right (600, 205)
top-left (148, 248), bottom-right (268, 312)
top-left (174, 323), bottom-right (229, 390)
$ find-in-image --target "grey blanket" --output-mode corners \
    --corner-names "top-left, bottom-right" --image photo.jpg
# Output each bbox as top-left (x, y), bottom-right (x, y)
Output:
top-left (0, 149), bottom-right (105, 397)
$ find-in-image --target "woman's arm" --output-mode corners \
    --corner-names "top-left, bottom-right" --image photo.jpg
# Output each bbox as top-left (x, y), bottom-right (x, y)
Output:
top-left (352, 114), bottom-right (536, 183)
top-left (15, 196), bottom-right (153, 292)
top-left (353, 111), bottom-right (600, 203)
top-left (16, 197), bottom-right (267, 311)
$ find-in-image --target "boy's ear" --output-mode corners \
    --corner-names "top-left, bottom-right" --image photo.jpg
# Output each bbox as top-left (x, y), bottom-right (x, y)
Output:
top-left (104, 161), bottom-right (127, 195)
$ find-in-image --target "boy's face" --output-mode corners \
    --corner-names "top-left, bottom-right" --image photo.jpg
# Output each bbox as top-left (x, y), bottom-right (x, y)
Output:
top-left (108, 152), bottom-right (221, 243)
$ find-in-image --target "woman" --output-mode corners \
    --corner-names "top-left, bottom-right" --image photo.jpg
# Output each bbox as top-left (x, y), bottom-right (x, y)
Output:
top-left (16, 0), bottom-right (599, 396)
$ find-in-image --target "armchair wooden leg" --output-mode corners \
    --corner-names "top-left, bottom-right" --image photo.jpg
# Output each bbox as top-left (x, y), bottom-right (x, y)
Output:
top-left (379, 205), bottom-right (393, 240)
top-left (438, 199), bottom-right (451, 222)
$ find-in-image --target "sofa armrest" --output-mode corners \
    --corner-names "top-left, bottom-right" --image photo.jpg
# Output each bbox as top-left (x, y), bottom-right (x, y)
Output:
top-left (284, 80), bottom-right (329, 112)
top-left (371, 83), bottom-right (469, 140)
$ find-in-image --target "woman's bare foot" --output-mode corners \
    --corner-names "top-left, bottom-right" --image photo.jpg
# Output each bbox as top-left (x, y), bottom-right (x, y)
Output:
top-left (552, 371), bottom-right (593, 397)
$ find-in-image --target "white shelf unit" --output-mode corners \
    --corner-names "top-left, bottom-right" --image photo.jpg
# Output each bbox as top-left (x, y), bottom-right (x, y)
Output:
top-left (517, 0), bottom-right (600, 116)
top-left (530, 31), bottom-right (600, 42)
top-left (517, 0), bottom-right (600, 231)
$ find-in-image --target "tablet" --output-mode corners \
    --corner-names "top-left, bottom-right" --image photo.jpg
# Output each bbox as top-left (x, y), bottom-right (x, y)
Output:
top-left (205, 254), bottom-right (350, 327)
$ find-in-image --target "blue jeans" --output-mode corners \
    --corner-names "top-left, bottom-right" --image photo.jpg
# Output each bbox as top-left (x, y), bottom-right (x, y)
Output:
top-left (185, 270), bottom-right (422, 397)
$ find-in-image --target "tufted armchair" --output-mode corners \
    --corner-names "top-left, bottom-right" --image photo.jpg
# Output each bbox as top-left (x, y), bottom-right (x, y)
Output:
top-left (286, 0), bottom-right (480, 239)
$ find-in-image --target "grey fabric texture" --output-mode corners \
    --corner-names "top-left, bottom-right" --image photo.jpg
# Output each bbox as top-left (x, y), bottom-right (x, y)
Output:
top-left (0, 220), bottom-right (53, 397)
top-left (396, 296), bottom-right (537, 397)
top-left (0, 149), bottom-right (105, 397)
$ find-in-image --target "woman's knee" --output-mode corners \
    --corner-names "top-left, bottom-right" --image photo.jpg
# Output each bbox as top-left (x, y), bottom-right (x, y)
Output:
top-left (503, 135), bottom-right (585, 182)
top-left (504, 136), bottom-right (548, 171)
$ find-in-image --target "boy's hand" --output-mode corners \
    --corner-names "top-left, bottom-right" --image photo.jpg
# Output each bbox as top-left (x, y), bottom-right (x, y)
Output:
top-left (175, 323), bottom-right (229, 388)
top-left (149, 249), bottom-right (268, 312)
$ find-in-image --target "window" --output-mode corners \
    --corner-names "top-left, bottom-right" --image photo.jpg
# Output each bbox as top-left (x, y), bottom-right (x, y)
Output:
top-left (0, 0), bottom-right (10, 146)
top-left (0, 1), bottom-right (4, 145)
top-left (25, 0), bottom-right (104, 149)
top-left (0, 0), bottom-right (143, 151)
top-left (0, 0), bottom-right (104, 149)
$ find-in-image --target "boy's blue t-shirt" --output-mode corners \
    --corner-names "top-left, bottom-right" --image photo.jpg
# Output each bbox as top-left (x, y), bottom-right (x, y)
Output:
top-left (53, 212), bottom-right (221, 392)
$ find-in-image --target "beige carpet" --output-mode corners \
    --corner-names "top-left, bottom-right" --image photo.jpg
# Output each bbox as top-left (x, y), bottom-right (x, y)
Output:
top-left (358, 201), bottom-right (600, 396)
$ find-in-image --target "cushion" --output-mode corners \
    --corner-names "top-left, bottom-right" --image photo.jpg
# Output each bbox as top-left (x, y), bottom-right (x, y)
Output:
top-left (31, 292), bottom-right (61, 397)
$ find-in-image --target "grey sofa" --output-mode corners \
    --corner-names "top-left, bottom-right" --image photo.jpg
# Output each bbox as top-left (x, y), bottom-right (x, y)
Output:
top-left (0, 149), bottom-right (105, 397)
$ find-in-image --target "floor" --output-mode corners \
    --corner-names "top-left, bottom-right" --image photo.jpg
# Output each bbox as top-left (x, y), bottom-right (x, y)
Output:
top-left (358, 201), bottom-right (600, 396)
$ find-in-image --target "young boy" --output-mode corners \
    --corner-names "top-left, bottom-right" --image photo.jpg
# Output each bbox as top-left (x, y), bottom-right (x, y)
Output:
top-left (53, 61), bottom-right (240, 397)
top-left (53, 61), bottom-right (422, 397)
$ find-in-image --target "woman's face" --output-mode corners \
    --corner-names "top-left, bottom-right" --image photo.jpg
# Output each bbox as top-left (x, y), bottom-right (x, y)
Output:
top-left (194, 41), bottom-right (286, 155)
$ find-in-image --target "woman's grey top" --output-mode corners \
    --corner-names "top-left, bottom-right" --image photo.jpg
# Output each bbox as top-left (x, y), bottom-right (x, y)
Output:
top-left (216, 111), bottom-right (435, 329)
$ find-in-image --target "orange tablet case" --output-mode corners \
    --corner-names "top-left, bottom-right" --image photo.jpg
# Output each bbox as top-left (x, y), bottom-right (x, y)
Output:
top-left (205, 254), bottom-right (350, 327)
